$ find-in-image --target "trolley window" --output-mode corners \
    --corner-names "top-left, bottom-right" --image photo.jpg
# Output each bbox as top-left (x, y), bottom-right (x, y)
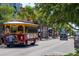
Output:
top-left (0, 25), bottom-right (4, 33)
top-left (33, 28), bottom-right (37, 33)
top-left (27, 27), bottom-right (37, 33)
top-left (28, 27), bottom-right (33, 33)
top-left (5, 26), bottom-right (10, 33)
top-left (25, 27), bottom-right (28, 33)
top-left (18, 26), bottom-right (23, 33)
top-left (11, 26), bottom-right (17, 33)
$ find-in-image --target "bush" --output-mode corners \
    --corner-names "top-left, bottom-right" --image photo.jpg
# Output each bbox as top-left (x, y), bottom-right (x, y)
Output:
top-left (65, 53), bottom-right (74, 56)
top-left (65, 48), bottom-right (79, 56)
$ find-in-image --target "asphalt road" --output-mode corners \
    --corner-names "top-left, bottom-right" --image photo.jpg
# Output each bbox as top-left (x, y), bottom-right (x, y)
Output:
top-left (0, 38), bottom-right (75, 56)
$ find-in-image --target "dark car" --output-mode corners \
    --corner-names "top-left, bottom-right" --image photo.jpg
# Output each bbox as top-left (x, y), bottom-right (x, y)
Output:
top-left (60, 34), bottom-right (68, 40)
top-left (60, 28), bottom-right (68, 40)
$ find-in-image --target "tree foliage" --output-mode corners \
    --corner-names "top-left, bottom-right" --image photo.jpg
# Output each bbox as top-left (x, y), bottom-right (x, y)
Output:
top-left (0, 4), bottom-right (15, 22)
top-left (17, 6), bottom-right (34, 20)
top-left (34, 3), bottom-right (79, 32)
top-left (1, 3), bottom-right (78, 33)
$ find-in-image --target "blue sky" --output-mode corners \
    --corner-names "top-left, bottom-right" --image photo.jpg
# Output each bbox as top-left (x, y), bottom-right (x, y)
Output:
top-left (22, 3), bottom-right (35, 7)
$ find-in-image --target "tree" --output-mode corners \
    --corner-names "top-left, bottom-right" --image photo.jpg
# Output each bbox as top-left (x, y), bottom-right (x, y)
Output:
top-left (34, 3), bottom-right (79, 36)
top-left (35, 4), bottom-right (79, 27)
top-left (0, 4), bottom-right (15, 22)
top-left (17, 3), bottom-right (79, 33)
top-left (17, 6), bottom-right (34, 20)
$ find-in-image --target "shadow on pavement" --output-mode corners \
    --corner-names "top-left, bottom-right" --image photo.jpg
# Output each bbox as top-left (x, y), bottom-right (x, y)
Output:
top-left (0, 44), bottom-right (38, 49)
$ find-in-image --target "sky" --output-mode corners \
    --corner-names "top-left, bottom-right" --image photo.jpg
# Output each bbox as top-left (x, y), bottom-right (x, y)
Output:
top-left (22, 3), bottom-right (35, 7)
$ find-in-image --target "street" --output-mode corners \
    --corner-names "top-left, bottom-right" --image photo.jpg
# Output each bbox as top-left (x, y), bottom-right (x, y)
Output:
top-left (0, 38), bottom-right (74, 56)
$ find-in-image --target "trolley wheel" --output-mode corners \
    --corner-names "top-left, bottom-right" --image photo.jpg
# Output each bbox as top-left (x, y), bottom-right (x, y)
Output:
top-left (30, 39), bottom-right (36, 45)
top-left (7, 44), bottom-right (14, 48)
top-left (7, 44), bottom-right (11, 48)
top-left (31, 42), bottom-right (35, 45)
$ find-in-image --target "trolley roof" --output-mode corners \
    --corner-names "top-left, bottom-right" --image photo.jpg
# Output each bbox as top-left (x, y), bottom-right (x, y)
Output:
top-left (4, 21), bottom-right (31, 24)
top-left (3, 21), bottom-right (38, 27)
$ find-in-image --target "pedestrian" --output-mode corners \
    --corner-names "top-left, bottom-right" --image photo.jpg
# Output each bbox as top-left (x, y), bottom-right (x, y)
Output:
top-left (38, 32), bottom-right (42, 40)
top-left (16, 31), bottom-right (26, 46)
top-left (6, 33), bottom-right (15, 48)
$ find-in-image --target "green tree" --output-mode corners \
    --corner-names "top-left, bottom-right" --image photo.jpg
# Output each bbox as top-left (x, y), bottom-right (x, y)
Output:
top-left (17, 6), bottom-right (34, 20)
top-left (0, 4), bottom-right (15, 22)
top-left (34, 3), bottom-right (79, 36)
top-left (17, 5), bottom-right (44, 24)
top-left (35, 3), bottom-right (79, 29)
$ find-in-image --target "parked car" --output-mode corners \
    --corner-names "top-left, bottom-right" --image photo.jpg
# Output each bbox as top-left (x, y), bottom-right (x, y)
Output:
top-left (60, 28), bottom-right (68, 40)
top-left (60, 34), bottom-right (68, 40)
